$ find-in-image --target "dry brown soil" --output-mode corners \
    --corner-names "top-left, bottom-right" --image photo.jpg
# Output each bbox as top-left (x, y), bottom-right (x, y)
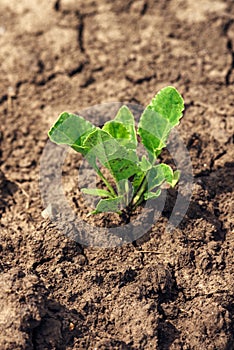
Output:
top-left (0, 0), bottom-right (234, 349)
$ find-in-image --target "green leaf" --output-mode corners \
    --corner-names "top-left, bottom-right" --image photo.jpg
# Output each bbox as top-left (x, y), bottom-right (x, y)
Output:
top-left (102, 121), bottom-right (129, 139)
top-left (147, 164), bottom-right (174, 191)
top-left (138, 109), bottom-right (171, 158)
top-left (144, 189), bottom-right (161, 200)
top-left (48, 112), bottom-right (96, 155)
top-left (83, 128), bottom-right (114, 164)
top-left (102, 121), bottom-right (131, 148)
top-left (114, 106), bottom-right (137, 148)
top-left (138, 87), bottom-right (184, 158)
top-left (90, 196), bottom-right (124, 214)
top-left (81, 188), bottom-right (114, 198)
top-left (148, 86), bottom-right (184, 126)
top-left (132, 171), bottom-right (146, 194)
top-left (107, 152), bottom-right (139, 181)
top-left (171, 170), bottom-right (180, 188)
top-left (139, 155), bottom-right (152, 172)
top-left (84, 129), bottom-right (140, 182)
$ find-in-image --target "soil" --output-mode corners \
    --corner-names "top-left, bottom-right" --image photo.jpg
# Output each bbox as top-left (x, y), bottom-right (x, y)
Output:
top-left (0, 0), bottom-right (234, 349)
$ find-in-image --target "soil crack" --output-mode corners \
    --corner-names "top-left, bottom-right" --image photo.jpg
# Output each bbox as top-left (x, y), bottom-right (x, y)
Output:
top-left (225, 38), bottom-right (234, 85)
top-left (54, 0), bottom-right (60, 12)
top-left (0, 94), bottom-right (7, 105)
top-left (223, 19), bottom-right (234, 85)
top-left (76, 11), bottom-right (85, 53)
top-left (126, 73), bottom-right (156, 84)
top-left (67, 63), bottom-right (84, 77)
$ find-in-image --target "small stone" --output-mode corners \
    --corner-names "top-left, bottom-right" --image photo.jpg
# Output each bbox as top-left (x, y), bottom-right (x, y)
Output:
top-left (41, 204), bottom-right (54, 219)
top-left (69, 322), bottom-right (75, 331)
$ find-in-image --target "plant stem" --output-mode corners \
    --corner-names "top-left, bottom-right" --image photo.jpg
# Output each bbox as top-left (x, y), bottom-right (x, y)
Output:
top-left (132, 155), bottom-right (161, 207)
top-left (96, 168), bottom-right (116, 197)
top-left (131, 176), bottom-right (148, 209)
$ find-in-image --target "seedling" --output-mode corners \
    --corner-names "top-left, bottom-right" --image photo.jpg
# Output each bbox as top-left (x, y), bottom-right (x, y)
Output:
top-left (48, 86), bottom-right (184, 215)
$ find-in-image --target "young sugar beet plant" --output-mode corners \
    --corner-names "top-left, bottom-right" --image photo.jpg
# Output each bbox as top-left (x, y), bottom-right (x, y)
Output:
top-left (48, 86), bottom-right (184, 216)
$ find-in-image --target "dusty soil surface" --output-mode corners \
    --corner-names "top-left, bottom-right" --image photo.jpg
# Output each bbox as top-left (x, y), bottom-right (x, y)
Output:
top-left (0, 0), bottom-right (234, 349)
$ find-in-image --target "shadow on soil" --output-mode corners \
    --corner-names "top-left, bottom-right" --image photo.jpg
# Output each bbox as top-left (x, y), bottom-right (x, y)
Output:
top-left (32, 298), bottom-right (86, 349)
top-left (0, 170), bottom-right (18, 218)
